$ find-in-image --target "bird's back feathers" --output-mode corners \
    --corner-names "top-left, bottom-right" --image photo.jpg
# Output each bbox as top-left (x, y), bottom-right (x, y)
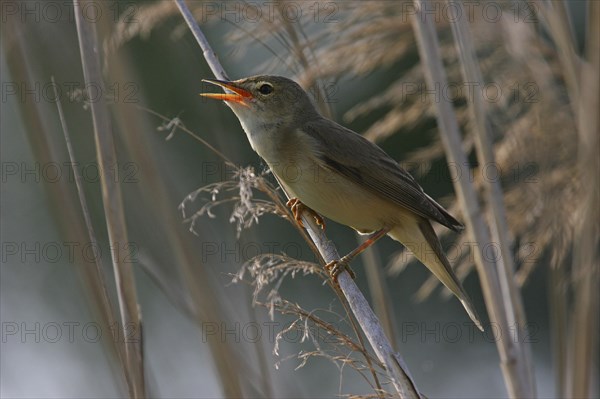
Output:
top-left (303, 117), bottom-right (464, 231)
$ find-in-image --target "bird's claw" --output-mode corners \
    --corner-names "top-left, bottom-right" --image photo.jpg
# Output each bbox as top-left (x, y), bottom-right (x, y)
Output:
top-left (286, 198), bottom-right (325, 230)
top-left (325, 259), bottom-right (356, 282)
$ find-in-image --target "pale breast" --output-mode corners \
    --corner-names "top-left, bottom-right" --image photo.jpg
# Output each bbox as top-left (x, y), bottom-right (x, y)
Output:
top-left (241, 124), bottom-right (404, 232)
top-left (272, 156), bottom-right (402, 233)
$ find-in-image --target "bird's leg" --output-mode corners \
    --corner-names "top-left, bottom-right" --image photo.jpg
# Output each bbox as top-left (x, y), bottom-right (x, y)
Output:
top-left (326, 227), bottom-right (391, 282)
top-left (286, 198), bottom-right (325, 230)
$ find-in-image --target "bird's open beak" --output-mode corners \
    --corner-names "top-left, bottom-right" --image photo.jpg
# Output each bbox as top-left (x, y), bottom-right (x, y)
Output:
top-left (200, 79), bottom-right (253, 106)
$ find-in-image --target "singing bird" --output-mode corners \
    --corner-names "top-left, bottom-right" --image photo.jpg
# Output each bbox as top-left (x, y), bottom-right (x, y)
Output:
top-left (201, 75), bottom-right (482, 330)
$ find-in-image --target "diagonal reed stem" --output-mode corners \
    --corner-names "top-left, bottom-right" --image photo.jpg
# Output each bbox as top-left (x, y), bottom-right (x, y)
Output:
top-left (175, 0), bottom-right (419, 397)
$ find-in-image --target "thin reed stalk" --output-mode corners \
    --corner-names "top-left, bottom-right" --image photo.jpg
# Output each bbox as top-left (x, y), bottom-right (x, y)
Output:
top-left (446, 0), bottom-right (535, 394)
top-left (531, 2), bottom-right (599, 396)
top-left (410, 0), bottom-right (535, 396)
top-left (568, 2), bottom-right (599, 397)
top-left (73, 1), bottom-right (144, 396)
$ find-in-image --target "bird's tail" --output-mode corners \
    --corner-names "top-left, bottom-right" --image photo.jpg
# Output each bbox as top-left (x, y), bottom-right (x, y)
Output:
top-left (389, 218), bottom-right (484, 331)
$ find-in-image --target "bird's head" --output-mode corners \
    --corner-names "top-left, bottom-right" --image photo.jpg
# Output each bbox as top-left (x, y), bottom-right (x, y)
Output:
top-left (200, 75), bottom-right (319, 128)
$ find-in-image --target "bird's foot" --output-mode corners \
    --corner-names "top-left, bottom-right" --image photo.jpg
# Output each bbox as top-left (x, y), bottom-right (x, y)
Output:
top-left (286, 198), bottom-right (325, 230)
top-left (325, 258), bottom-right (356, 282)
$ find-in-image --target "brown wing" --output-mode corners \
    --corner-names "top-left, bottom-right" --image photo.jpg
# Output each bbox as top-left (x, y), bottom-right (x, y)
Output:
top-left (303, 118), bottom-right (464, 232)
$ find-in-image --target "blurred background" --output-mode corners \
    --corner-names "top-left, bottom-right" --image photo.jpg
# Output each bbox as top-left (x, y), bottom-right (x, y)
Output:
top-left (1, 1), bottom-right (597, 398)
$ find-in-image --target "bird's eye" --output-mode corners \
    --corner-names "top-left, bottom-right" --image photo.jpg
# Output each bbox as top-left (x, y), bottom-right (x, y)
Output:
top-left (258, 83), bottom-right (273, 95)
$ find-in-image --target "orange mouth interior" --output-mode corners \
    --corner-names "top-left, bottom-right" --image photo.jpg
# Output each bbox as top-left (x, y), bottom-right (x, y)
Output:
top-left (200, 79), bottom-right (253, 106)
